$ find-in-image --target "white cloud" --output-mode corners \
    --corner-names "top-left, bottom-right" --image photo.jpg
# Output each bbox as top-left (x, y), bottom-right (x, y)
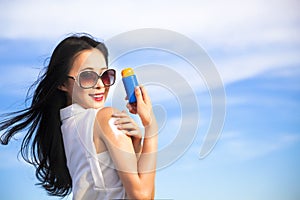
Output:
top-left (0, 65), bottom-right (41, 96)
top-left (215, 48), bottom-right (300, 84)
top-left (0, 0), bottom-right (299, 99)
top-left (1, 0), bottom-right (299, 47)
top-left (219, 131), bottom-right (300, 160)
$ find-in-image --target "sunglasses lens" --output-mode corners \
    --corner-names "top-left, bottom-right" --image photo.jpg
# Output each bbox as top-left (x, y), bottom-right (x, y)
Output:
top-left (78, 69), bottom-right (116, 88)
top-left (79, 71), bottom-right (98, 88)
top-left (102, 70), bottom-right (116, 86)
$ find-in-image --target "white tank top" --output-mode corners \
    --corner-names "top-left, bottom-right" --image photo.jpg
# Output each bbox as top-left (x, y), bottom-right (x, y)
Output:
top-left (60, 103), bottom-right (126, 200)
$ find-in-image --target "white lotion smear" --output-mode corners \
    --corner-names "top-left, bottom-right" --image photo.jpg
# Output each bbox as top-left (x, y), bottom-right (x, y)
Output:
top-left (108, 117), bottom-right (124, 136)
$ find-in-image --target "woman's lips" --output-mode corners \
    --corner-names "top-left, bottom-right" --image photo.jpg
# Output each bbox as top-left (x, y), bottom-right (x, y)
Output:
top-left (89, 93), bottom-right (104, 102)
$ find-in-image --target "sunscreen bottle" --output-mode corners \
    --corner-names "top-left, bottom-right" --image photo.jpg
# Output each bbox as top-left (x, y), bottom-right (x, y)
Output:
top-left (121, 68), bottom-right (139, 104)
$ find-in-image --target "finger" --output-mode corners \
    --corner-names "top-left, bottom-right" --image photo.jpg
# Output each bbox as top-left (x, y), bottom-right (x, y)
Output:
top-left (113, 114), bottom-right (139, 126)
top-left (125, 130), bottom-right (142, 139)
top-left (126, 103), bottom-right (137, 111)
top-left (120, 129), bottom-right (129, 135)
top-left (127, 103), bottom-right (137, 114)
top-left (129, 109), bottom-right (137, 115)
top-left (139, 85), bottom-right (151, 104)
top-left (115, 117), bottom-right (135, 125)
top-left (126, 104), bottom-right (133, 113)
top-left (125, 96), bottom-right (128, 100)
top-left (117, 123), bottom-right (138, 131)
top-left (114, 118), bottom-right (129, 125)
top-left (134, 86), bottom-right (144, 104)
top-left (112, 111), bottom-right (128, 118)
top-left (126, 103), bottom-right (132, 110)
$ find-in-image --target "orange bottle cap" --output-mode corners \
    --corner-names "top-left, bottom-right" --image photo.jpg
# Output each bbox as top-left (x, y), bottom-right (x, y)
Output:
top-left (121, 68), bottom-right (135, 77)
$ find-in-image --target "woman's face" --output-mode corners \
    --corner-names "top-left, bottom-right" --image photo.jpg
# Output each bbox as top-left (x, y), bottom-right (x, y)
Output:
top-left (62, 48), bottom-right (110, 109)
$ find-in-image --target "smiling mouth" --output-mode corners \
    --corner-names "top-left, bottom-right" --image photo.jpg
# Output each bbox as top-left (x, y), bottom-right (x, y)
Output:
top-left (89, 93), bottom-right (105, 101)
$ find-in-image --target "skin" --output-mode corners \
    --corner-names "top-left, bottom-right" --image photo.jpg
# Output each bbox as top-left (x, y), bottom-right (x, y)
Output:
top-left (60, 48), bottom-right (109, 109)
top-left (59, 48), bottom-right (157, 199)
top-left (96, 87), bottom-right (158, 199)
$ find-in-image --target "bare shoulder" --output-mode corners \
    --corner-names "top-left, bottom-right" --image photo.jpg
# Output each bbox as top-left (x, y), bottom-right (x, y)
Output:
top-left (96, 107), bottom-right (120, 121)
top-left (95, 107), bottom-right (122, 137)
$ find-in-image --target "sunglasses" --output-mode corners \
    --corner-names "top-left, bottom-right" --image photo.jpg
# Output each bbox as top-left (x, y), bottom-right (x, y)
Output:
top-left (67, 69), bottom-right (116, 89)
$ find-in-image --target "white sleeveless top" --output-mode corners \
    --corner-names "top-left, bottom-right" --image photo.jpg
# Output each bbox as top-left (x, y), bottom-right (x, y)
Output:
top-left (60, 104), bottom-right (126, 200)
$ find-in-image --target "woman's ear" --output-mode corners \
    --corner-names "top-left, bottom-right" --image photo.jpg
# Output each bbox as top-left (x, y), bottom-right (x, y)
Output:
top-left (57, 83), bottom-right (68, 92)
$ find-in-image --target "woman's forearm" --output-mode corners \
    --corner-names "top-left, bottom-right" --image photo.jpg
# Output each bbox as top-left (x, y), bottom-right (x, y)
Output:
top-left (123, 86), bottom-right (158, 199)
top-left (136, 112), bottom-right (158, 198)
top-left (132, 137), bottom-right (142, 160)
top-left (139, 111), bottom-right (158, 164)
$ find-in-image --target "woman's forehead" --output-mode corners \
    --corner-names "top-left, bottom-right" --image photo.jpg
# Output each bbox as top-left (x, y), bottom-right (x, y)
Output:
top-left (71, 49), bottom-right (107, 73)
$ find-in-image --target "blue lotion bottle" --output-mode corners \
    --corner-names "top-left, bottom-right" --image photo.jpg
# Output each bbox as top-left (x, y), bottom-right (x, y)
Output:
top-left (121, 68), bottom-right (139, 104)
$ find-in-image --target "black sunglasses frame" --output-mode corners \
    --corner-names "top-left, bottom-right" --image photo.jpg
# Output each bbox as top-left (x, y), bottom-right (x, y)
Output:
top-left (67, 69), bottom-right (116, 89)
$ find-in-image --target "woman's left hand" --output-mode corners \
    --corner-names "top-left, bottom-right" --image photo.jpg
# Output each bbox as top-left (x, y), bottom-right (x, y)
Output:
top-left (112, 111), bottom-right (142, 157)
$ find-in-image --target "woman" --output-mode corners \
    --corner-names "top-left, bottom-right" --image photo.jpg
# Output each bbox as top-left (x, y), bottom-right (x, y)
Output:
top-left (0, 34), bottom-right (158, 199)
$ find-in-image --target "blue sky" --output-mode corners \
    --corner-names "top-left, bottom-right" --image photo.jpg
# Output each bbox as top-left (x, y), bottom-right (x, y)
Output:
top-left (0, 0), bottom-right (300, 199)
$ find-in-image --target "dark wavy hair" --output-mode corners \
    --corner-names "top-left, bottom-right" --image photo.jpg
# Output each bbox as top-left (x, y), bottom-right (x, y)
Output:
top-left (0, 34), bottom-right (108, 197)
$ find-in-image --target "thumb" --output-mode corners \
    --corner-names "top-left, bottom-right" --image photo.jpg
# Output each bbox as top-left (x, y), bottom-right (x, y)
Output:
top-left (134, 86), bottom-right (143, 103)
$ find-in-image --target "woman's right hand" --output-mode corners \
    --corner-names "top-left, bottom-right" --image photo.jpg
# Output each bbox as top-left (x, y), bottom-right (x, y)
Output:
top-left (126, 85), bottom-right (153, 127)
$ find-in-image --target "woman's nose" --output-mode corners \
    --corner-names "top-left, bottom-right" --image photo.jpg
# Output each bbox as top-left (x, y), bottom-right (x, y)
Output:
top-left (94, 77), bottom-right (105, 89)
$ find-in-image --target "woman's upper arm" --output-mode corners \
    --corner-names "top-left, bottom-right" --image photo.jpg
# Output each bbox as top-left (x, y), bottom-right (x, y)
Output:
top-left (94, 107), bottom-right (143, 197)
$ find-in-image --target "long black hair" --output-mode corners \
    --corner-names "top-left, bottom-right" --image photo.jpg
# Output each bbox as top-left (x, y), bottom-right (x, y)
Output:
top-left (0, 34), bottom-right (108, 197)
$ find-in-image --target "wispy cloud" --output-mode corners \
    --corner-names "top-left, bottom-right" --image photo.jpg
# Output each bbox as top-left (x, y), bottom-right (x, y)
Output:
top-left (1, 0), bottom-right (299, 47)
top-left (0, 0), bottom-right (299, 89)
top-left (218, 131), bottom-right (300, 160)
top-left (0, 65), bottom-right (41, 96)
top-left (215, 48), bottom-right (300, 85)
top-left (0, 0), bottom-right (299, 44)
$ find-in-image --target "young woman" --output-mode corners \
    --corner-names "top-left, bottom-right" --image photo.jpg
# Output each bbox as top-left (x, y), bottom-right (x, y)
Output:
top-left (0, 34), bottom-right (158, 199)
